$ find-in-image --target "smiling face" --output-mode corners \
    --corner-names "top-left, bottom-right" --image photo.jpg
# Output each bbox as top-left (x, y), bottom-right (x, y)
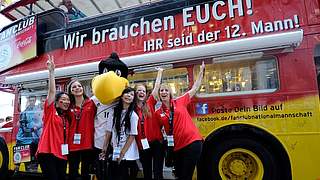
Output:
top-left (70, 81), bottom-right (83, 97)
top-left (57, 94), bottom-right (70, 110)
top-left (135, 84), bottom-right (147, 102)
top-left (121, 90), bottom-right (135, 106)
top-left (159, 84), bottom-right (172, 103)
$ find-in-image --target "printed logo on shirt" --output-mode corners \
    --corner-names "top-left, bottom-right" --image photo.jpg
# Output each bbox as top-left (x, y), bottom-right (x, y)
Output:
top-left (196, 103), bottom-right (208, 115)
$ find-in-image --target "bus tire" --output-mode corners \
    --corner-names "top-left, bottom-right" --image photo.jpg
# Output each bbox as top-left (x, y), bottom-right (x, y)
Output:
top-left (200, 137), bottom-right (282, 180)
top-left (0, 138), bottom-right (9, 180)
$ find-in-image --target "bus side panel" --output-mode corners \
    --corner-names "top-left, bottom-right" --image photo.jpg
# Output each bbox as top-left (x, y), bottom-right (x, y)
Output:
top-left (191, 37), bottom-right (320, 179)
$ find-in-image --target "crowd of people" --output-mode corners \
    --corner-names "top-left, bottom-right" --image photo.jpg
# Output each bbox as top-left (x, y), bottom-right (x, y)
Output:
top-left (21, 52), bottom-right (206, 180)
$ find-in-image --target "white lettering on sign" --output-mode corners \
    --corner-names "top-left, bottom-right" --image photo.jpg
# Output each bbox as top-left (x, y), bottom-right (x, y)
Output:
top-left (0, 16), bottom-right (35, 41)
top-left (251, 15), bottom-right (300, 35)
top-left (62, 0), bottom-right (301, 52)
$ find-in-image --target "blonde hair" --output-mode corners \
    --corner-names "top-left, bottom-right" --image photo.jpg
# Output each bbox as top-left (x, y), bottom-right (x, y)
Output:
top-left (159, 83), bottom-right (174, 100)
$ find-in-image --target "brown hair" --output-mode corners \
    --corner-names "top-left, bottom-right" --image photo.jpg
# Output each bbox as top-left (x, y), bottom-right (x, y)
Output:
top-left (66, 78), bottom-right (88, 105)
top-left (135, 83), bottom-right (151, 118)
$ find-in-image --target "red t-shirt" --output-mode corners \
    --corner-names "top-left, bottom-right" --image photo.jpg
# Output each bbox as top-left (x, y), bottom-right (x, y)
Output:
top-left (156, 93), bottom-right (202, 151)
top-left (136, 95), bottom-right (163, 150)
top-left (37, 100), bottom-right (70, 160)
top-left (68, 98), bottom-right (96, 151)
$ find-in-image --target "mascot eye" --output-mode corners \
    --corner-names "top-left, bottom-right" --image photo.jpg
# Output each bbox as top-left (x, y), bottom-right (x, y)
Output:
top-left (103, 68), bottom-right (108, 73)
top-left (115, 69), bottom-right (122, 76)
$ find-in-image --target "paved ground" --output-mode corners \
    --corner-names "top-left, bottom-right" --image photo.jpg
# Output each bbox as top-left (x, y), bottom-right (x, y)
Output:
top-left (7, 165), bottom-right (176, 179)
top-left (9, 175), bottom-right (44, 180)
top-left (8, 170), bottom-right (176, 180)
top-left (10, 176), bottom-right (174, 180)
top-left (11, 177), bottom-right (44, 180)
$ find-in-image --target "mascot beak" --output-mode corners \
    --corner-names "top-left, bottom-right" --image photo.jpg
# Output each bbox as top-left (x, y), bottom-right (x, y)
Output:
top-left (92, 71), bottom-right (129, 105)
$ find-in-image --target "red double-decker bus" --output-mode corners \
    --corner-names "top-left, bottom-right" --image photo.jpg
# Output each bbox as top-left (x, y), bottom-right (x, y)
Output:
top-left (1, 0), bottom-right (320, 179)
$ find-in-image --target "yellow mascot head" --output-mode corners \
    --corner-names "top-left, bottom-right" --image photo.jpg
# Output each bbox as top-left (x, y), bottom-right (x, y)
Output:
top-left (92, 52), bottom-right (129, 104)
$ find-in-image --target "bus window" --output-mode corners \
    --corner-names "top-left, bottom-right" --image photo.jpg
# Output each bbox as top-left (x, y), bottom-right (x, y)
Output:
top-left (37, 10), bottom-right (66, 35)
top-left (128, 67), bottom-right (189, 97)
top-left (194, 57), bottom-right (279, 97)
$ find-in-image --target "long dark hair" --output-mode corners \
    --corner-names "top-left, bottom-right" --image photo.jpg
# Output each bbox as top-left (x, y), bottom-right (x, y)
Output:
top-left (113, 87), bottom-right (137, 141)
top-left (55, 91), bottom-right (71, 122)
top-left (67, 79), bottom-right (88, 106)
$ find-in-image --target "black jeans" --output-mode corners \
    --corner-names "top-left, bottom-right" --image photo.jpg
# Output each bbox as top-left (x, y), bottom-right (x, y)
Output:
top-left (140, 140), bottom-right (165, 180)
top-left (174, 140), bottom-right (203, 180)
top-left (38, 153), bottom-right (67, 180)
top-left (109, 160), bottom-right (138, 180)
top-left (68, 149), bottom-right (95, 180)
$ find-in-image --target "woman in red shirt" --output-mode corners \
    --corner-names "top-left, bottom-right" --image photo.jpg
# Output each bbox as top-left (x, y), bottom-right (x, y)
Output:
top-left (156, 62), bottom-right (205, 180)
top-left (135, 67), bottom-right (164, 180)
top-left (67, 79), bottom-right (97, 180)
top-left (37, 55), bottom-right (71, 180)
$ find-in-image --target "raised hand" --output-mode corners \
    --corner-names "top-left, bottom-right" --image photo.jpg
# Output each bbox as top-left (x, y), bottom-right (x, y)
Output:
top-left (155, 66), bottom-right (164, 72)
top-left (47, 55), bottom-right (55, 72)
top-left (47, 54), bottom-right (56, 104)
top-left (188, 61), bottom-right (206, 98)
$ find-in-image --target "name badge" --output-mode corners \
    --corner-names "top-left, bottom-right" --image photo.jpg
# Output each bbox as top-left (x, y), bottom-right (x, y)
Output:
top-left (112, 147), bottom-right (121, 161)
top-left (167, 135), bottom-right (174, 147)
top-left (155, 101), bottom-right (162, 110)
top-left (141, 138), bottom-right (150, 150)
top-left (73, 133), bottom-right (81, 144)
top-left (161, 127), bottom-right (167, 140)
top-left (61, 144), bottom-right (69, 155)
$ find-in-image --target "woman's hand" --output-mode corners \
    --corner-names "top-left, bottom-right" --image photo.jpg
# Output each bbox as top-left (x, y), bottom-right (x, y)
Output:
top-left (99, 152), bottom-right (106, 160)
top-left (155, 66), bottom-right (164, 72)
top-left (98, 145), bottom-right (107, 160)
top-left (117, 150), bottom-right (125, 163)
top-left (47, 55), bottom-right (55, 72)
top-left (100, 131), bottom-right (111, 160)
top-left (152, 67), bottom-right (164, 100)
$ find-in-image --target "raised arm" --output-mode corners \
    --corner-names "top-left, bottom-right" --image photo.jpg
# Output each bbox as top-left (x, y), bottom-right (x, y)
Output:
top-left (188, 61), bottom-right (205, 98)
top-left (151, 67), bottom-right (164, 100)
top-left (47, 55), bottom-right (56, 105)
